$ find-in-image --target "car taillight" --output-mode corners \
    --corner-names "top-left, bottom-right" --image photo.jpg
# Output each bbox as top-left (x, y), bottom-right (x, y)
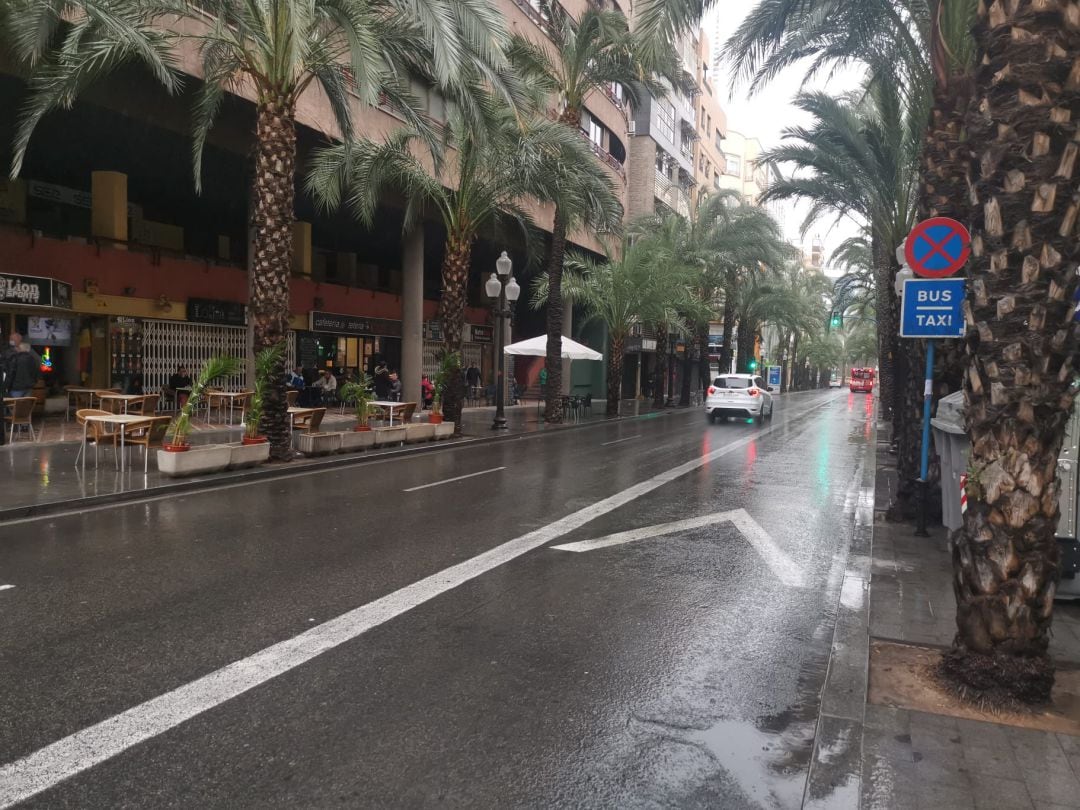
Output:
top-left (708, 386), bottom-right (716, 395)
top-left (748, 388), bottom-right (760, 397)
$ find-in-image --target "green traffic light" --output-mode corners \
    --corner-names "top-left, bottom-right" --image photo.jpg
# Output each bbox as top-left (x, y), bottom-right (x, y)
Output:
top-left (748, 360), bottom-right (758, 371)
top-left (831, 316), bottom-right (841, 327)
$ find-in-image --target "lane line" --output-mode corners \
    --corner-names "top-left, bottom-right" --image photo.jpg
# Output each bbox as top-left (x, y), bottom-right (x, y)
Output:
top-left (0, 585), bottom-right (13, 592)
top-left (0, 396), bottom-right (836, 808)
top-left (403, 466), bottom-right (506, 492)
top-left (551, 509), bottom-right (806, 587)
top-left (600, 435), bottom-right (641, 446)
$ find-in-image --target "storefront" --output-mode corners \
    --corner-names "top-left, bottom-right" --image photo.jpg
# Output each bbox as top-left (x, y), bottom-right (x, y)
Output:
top-left (623, 333), bottom-right (658, 399)
top-left (0, 272), bottom-right (76, 392)
top-left (422, 322), bottom-right (493, 384)
top-left (297, 311), bottom-right (402, 382)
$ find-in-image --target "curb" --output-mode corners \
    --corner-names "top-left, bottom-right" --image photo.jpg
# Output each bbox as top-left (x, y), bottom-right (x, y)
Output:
top-left (0, 408), bottom-right (691, 523)
top-left (802, 409), bottom-right (877, 807)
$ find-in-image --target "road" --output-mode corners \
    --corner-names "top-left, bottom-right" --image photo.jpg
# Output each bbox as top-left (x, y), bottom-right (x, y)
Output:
top-left (0, 389), bottom-right (874, 808)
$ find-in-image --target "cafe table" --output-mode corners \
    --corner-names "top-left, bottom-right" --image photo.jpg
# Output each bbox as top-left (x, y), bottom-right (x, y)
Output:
top-left (80, 413), bottom-right (154, 474)
top-left (65, 387), bottom-right (119, 420)
top-left (208, 391), bottom-right (252, 426)
top-left (95, 393), bottom-right (148, 414)
top-left (370, 401), bottom-right (407, 426)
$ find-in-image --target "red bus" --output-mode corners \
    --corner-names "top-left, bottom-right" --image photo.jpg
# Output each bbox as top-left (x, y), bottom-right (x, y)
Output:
top-left (849, 368), bottom-right (875, 394)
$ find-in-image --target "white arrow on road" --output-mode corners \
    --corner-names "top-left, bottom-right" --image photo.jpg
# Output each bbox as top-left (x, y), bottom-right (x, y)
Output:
top-left (551, 509), bottom-right (806, 588)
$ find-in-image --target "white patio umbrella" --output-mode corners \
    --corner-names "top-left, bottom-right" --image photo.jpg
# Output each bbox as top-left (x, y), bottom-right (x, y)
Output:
top-left (502, 334), bottom-right (602, 361)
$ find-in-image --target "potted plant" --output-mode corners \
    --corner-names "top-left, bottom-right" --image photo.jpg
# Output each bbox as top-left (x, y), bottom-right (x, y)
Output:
top-left (163, 354), bottom-right (242, 451)
top-left (430, 351), bottom-right (461, 424)
top-left (339, 372), bottom-right (375, 431)
top-left (243, 343), bottom-right (285, 444)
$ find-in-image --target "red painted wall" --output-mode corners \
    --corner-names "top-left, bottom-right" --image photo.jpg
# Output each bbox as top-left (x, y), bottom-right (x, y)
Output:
top-left (0, 228), bottom-right (489, 325)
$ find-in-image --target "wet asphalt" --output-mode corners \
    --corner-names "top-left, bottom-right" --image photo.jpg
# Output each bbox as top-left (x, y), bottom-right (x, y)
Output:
top-left (0, 389), bottom-right (875, 808)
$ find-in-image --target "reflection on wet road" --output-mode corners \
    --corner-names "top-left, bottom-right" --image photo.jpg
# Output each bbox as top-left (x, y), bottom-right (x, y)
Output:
top-left (0, 390), bottom-right (872, 808)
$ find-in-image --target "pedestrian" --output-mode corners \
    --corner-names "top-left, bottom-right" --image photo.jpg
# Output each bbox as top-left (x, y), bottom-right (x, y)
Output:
top-left (388, 371), bottom-right (403, 402)
top-left (466, 363), bottom-right (481, 398)
top-left (373, 357), bottom-right (390, 399)
top-left (538, 364), bottom-right (548, 395)
top-left (0, 331), bottom-right (19, 446)
top-left (8, 342), bottom-right (41, 398)
top-left (420, 374), bottom-right (435, 409)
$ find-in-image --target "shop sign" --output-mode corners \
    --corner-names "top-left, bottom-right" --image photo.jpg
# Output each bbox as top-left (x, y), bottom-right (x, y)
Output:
top-left (469, 325), bottom-right (493, 344)
top-left (187, 297), bottom-right (247, 326)
top-left (0, 273), bottom-right (72, 309)
top-left (624, 336), bottom-right (658, 354)
top-left (27, 179), bottom-right (141, 217)
top-left (424, 320), bottom-right (443, 342)
top-left (310, 311), bottom-right (402, 337)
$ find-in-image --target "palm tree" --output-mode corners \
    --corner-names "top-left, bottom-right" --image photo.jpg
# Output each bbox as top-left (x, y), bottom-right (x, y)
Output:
top-left (308, 93), bottom-right (619, 428)
top-left (508, 2), bottom-right (654, 423)
top-left (757, 76), bottom-right (923, 434)
top-left (531, 239), bottom-right (685, 417)
top-left (938, 0), bottom-right (1080, 704)
top-left (9, 0), bottom-right (507, 459)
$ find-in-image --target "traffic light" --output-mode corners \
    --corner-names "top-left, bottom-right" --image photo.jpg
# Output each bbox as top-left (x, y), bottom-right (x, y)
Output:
top-left (748, 359), bottom-right (759, 372)
top-left (831, 314), bottom-right (842, 329)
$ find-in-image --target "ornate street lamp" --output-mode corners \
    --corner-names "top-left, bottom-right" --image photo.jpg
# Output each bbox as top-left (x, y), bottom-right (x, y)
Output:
top-left (485, 251), bottom-right (520, 429)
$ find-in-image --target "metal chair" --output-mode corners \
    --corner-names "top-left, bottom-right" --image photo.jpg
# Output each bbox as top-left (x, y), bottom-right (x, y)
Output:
top-left (5, 397), bottom-right (37, 442)
top-left (121, 415), bottom-right (172, 473)
top-left (74, 408), bottom-right (118, 468)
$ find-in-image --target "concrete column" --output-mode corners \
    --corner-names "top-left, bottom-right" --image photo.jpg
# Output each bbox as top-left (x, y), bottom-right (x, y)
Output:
top-left (401, 227), bottom-right (424, 404)
top-left (0, 178), bottom-right (26, 224)
top-left (291, 222), bottom-right (312, 276)
top-left (91, 171), bottom-right (128, 241)
top-left (561, 300), bottom-right (573, 394)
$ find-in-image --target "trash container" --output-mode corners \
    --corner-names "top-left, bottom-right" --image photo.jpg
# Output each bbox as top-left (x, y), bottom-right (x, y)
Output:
top-left (931, 390), bottom-right (969, 532)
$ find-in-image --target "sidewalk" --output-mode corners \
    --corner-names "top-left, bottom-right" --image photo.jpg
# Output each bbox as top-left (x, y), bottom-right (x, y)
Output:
top-left (813, 421), bottom-right (1080, 809)
top-left (0, 400), bottom-right (671, 521)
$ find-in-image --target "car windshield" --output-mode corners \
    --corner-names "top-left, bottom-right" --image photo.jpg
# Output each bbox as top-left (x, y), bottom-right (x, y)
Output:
top-left (713, 377), bottom-right (751, 389)
top-left (852, 370), bottom-right (873, 380)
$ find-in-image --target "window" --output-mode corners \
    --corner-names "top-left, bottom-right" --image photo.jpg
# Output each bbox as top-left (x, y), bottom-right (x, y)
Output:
top-left (713, 376), bottom-right (750, 389)
top-left (706, 114), bottom-right (711, 133)
top-left (656, 101), bottom-right (675, 143)
top-left (588, 118), bottom-right (603, 147)
top-left (715, 132), bottom-right (723, 152)
top-left (610, 82), bottom-right (624, 102)
top-left (725, 154), bottom-right (742, 177)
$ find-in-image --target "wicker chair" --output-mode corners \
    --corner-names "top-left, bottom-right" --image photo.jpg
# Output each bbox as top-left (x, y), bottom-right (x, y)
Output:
top-left (121, 415), bottom-right (172, 473)
top-left (75, 408), bottom-right (118, 468)
top-left (4, 397), bottom-right (37, 442)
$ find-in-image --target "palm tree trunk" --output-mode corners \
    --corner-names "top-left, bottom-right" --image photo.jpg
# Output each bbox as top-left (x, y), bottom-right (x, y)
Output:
top-left (735, 317), bottom-right (756, 374)
top-left (544, 210), bottom-right (567, 423)
top-left (696, 323), bottom-right (711, 393)
top-left (941, 0), bottom-right (1080, 703)
top-left (250, 98), bottom-right (296, 462)
top-left (719, 280), bottom-right (736, 373)
top-left (606, 334), bottom-right (624, 417)
top-left (789, 332), bottom-right (800, 392)
top-left (872, 235), bottom-right (898, 425)
top-left (652, 326), bottom-right (668, 409)
top-left (438, 234), bottom-right (471, 431)
top-left (679, 341), bottom-right (692, 406)
top-left (897, 340), bottom-right (926, 483)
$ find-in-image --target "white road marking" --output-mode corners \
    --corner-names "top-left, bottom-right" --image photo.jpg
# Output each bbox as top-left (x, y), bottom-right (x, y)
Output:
top-left (0, 396), bottom-right (835, 809)
top-left (403, 466), bottom-right (506, 492)
top-left (551, 509), bottom-right (806, 588)
top-left (600, 435), bottom-right (641, 446)
top-left (0, 585), bottom-right (13, 592)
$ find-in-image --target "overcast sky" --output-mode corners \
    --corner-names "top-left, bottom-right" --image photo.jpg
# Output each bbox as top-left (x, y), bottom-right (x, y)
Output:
top-left (701, 2), bottom-right (866, 275)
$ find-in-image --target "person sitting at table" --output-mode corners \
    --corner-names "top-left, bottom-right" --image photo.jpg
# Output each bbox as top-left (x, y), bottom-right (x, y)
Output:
top-left (167, 365), bottom-right (193, 408)
top-left (287, 365), bottom-right (305, 390)
top-left (313, 368), bottom-right (337, 401)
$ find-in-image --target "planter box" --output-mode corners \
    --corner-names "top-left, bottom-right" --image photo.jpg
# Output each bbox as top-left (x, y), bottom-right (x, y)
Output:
top-left (156, 444), bottom-right (232, 477)
top-left (405, 423), bottom-right (436, 443)
top-left (374, 426), bottom-right (407, 447)
top-left (434, 422), bottom-right (455, 440)
top-left (295, 431), bottom-right (342, 456)
top-left (339, 430), bottom-right (376, 452)
top-left (227, 441), bottom-right (270, 469)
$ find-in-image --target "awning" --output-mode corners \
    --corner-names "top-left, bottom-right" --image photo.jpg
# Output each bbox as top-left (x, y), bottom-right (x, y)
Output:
top-left (503, 335), bottom-right (602, 361)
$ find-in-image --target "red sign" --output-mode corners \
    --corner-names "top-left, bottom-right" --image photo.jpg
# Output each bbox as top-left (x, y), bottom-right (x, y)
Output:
top-left (905, 217), bottom-right (970, 278)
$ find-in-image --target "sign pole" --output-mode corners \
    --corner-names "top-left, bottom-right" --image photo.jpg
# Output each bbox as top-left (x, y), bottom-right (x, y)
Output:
top-left (915, 339), bottom-right (935, 537)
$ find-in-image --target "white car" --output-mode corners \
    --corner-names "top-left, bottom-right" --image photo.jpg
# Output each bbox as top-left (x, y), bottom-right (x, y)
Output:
top-left (829, 376), bottom-right (842, 388)
top-left (705, 373), bottom-right (774, 423)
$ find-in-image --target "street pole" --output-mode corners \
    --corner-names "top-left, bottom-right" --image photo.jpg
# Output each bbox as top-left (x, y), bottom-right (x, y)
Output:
top-left (493, 283), bottom-right (507, 430)
top-left (486, 252), bottom-right (519, 431)
top-left (915, 339), bottom-right (935, 537)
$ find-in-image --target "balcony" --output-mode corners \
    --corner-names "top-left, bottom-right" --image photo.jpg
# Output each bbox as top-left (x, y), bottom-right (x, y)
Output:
top-left (582, 133), bottom-right (626, 179)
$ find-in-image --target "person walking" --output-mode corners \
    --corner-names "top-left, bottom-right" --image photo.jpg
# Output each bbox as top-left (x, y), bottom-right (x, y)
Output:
top-left (0, 331), bottom-right (19, 446)
top-left (420, 374), bottom-right (435, 409)
top-left (373, 357), bottom-right (390, 400)
top-left (538, 364), bottom-right (548, 397)
top-left (8, 342), bottom-right (41, 398)
top-left (465, 363), bottom-right (481, 399)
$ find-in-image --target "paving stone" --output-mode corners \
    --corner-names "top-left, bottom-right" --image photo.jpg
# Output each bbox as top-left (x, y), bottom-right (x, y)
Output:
top-left (915, 779), bottom-right (976, 809)
top-left (969, 775), bottom-right (1034, 810)
top-left (960, 743), bottom-right (1020, 778)
top-left (864, 705), bottom-right (911, 735)
top-left (1022, 766), bottom-right (1080, 807)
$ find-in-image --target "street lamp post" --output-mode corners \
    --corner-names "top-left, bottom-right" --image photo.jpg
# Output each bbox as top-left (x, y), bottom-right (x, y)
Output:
top-left (485, 251), bottom-right (520, 430)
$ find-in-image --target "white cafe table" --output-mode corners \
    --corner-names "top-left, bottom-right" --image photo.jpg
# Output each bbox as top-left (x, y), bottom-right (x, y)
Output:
top-left (370, 401), bottom-right (406, 426)
top-left (95, 393), bottom-right (147, 414)
top-left (65, 387), bottom-right (117, 420)
top-left (208, 391), bottom-right (252, 426)
top-left (80, 413), bottom-right (154, 474)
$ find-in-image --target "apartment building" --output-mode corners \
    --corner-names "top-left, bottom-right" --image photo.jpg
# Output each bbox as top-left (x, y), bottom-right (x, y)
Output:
top-left (692, 30), bottom-right (728, 210)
